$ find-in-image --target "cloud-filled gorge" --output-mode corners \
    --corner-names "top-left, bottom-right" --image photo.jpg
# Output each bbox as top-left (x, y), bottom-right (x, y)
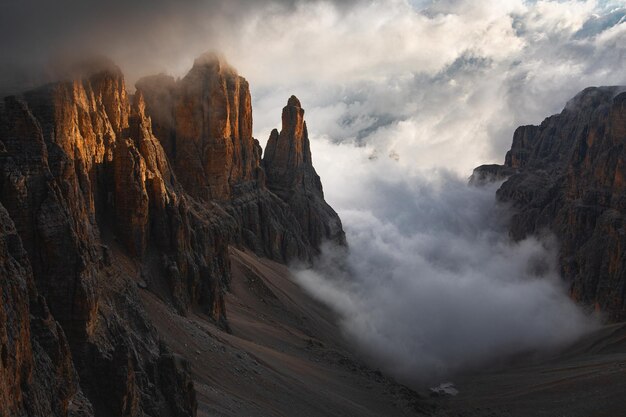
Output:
top-left (3, 0), bottom-right (625, 387)
top-left (295, 146), bottom-right (596, 383)
top-left (258, 0), bottom-right (623, 383)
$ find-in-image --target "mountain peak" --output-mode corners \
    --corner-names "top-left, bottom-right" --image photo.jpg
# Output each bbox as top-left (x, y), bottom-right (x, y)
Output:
top-left (564, 85), bottom-right (626, 113)
top-left (191, 51), bottom-right (235, 74)
top-left (263, 96), bottom-right (346, 250)
top-left (287, 95), bottom-right (302, 108)
top-left (474, 85), bottom-right (626, 321)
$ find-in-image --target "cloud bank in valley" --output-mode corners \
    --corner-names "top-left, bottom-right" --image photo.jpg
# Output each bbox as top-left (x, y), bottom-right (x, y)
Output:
top-left (295, 142), bottom-right (596, 383)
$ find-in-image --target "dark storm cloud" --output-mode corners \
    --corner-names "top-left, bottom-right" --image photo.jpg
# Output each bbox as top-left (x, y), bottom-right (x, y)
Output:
top-left (0, 0), bottom-right (362, 94)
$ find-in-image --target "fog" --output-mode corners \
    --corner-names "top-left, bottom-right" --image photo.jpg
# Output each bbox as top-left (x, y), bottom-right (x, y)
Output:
top-left (3, 0), bottom-right (625, 383)
top-left (295, 140), bottom-right (596, 383)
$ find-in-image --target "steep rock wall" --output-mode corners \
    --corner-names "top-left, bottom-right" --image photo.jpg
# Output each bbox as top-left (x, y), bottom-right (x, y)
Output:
top-left (0, 63), bottom-right (198, 417)
top-left (0, 53), bottom-right (346, 417)
top-left (473, 86), bottom-right (626, 320)
top-left (137, 54), bottom-right (345, 262)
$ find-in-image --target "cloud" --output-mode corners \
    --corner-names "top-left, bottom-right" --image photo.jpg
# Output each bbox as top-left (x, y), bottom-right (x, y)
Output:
top-left (270, 2), bottom-right (623, 377)
top-left (267, 1), bottom-right (622, 380)
top-left (239, 0), bottom-right (625, 173)
top-left (294, 141), bottom-right (597, 383)
top-left (0, 0), bottom-right (363, 94)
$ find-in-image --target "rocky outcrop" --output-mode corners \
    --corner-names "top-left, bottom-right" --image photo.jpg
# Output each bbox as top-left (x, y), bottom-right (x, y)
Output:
top-left (0, 62), bottom-right (198, 417)
top-left (136, 53), bottom-right (258, 201)
top-left (473, 86), bottom-right (626, 320)
top-left (111, 90), bottom-right (233, 320)
top-left (137, 54), bottom-right (344, 262)
top-left (0, 202), bottom-right (91, 417)
top-left (263, 96), bottom-right (345, 250)
top-left (468, 164), bottom-right (516, 186)
top-left (0, 54), bottom-right (345, 417)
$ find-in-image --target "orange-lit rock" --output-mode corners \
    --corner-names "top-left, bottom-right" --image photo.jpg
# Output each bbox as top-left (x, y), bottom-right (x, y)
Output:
top-left (0, 54), bottom-right (346, 417)
top-left (139, 53), bottom-right (258, 201)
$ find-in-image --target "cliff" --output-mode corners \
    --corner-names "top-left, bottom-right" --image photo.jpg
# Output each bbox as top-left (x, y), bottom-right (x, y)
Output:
top-left (473, 86), bottom-right (626, 320)
top-left (0, 55), bottom-right (345, 416)
top-left (136, 53), bottom-right (257, 202)
top-left (0, 203), bottom-right (91, 417)
top-left (136, 53), bottom-right (344, 261)
top-left (263, 95), bottom-right (346, 249)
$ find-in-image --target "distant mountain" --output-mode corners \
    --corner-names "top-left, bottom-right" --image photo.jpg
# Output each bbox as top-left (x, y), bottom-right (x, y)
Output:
top-left (474, 86), bottom-right (626, 321)
top-left (0, 54), bottom-right (353, 417)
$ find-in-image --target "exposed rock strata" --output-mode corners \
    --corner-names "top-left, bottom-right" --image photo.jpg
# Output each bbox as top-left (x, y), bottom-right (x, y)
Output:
top-left (0, 202), bottom-right (91, 417)
top-left (0, 54), bottom-right (345, 417)
top-left (137, 53), bottom-right (344, 262)
top-left (473, 86), bottom-right (626, 320)
top-left (136, 53), bottom-right (257, 202)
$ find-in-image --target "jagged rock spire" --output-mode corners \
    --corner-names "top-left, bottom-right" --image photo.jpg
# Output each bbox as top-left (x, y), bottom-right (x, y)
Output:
top-left (263, 96), bottom-right (345, 251)
top-left (263, 95), bottom-right (317, 195)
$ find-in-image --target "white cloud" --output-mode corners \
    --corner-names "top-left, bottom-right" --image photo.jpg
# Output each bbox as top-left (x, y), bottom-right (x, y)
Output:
top-left (519, 0), bottom-right (597, 36)
top-left (225, 0), bottom-right (624, 174)
top-left (294, 140), bottom-right (597, 383)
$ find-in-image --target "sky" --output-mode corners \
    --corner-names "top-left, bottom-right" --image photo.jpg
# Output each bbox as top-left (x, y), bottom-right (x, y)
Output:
top-left (2, 0), bottom-right (625, 385)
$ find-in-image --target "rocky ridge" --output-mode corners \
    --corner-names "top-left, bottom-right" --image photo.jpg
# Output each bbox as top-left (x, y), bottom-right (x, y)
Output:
top-left (473, 86), bottom-right (626, 320)
top-left (0, 54), bottom-right (344, 417)
top-left (136, 53), bottom-right (344, 262)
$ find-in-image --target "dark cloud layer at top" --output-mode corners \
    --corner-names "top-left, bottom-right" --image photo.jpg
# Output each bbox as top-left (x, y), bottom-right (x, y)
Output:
top-left (0, 0), bottom-right (254, 91)
top-left (0, 0), bottom-right (361, 94)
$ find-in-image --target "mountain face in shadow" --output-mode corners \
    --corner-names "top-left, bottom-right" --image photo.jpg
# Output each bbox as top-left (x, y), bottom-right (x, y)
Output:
top-left (0, 54), bottom-right (346, 417)
top-left (474, 86), bottom-right (626, 321)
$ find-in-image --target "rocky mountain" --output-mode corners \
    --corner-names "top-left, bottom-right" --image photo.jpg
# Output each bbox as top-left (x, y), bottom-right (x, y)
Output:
top-left (0, 54), bottom-right (347, 417)
top-left (136, 54), bottom-right (345, 262)
top-left (473, 86), bottom-right (626, 321)
top-left (263, 95), bottom-right (346, 251)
